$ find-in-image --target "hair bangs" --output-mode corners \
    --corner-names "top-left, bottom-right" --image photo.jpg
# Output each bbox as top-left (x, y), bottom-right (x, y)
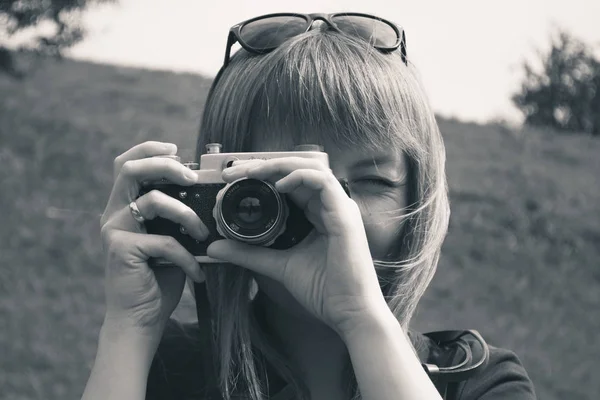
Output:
top-left (248, 30), bottom-right (423, 153)
top-left (201, 29), bottom-right (425, 155)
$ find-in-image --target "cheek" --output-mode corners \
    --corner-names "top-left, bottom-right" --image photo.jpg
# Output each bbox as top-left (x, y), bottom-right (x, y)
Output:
top-left (357, 196), bottom-right (407, 260)
top-left (363, 216), bottom-right (404, 260)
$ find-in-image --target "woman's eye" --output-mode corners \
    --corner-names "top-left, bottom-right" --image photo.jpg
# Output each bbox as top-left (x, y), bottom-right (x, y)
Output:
top-left (354, 178), bottom-right (394, 187)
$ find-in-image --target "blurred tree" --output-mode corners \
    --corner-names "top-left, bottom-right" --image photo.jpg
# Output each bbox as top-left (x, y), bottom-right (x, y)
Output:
top-left (512, 29), bottom-right (600, 135)
top-left (0, 0), bottom-right (115, 78)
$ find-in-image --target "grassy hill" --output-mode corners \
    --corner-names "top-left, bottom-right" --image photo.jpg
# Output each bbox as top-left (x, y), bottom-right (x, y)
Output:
top-left (1, 56), bottom-right (598, 400)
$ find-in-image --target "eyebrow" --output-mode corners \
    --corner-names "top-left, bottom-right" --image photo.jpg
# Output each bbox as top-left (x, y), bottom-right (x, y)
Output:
top-left (350, 155), bottom-right (399, 170)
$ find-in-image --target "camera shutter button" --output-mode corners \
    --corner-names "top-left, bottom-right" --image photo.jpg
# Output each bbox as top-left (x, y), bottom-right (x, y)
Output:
top-left (183, 162), bottom-right (199, 170)
top-left (206, 143), bottom-right (222, 154)
top-left (294, 144), bottom-right (323, 152)
top-left (153, 154), bottom-right (182, 162)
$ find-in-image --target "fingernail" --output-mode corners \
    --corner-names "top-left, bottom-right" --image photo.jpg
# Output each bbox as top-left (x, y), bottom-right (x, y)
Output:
top-left (164, 143), bottom-right (177, 153)
top-left (199, 224), bottom-right (210, 239)
top-left (232, 160), bottom-right (251, 166)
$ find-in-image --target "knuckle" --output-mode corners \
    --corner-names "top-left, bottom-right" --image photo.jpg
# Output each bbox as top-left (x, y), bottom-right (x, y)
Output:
top-left (305, 168), bottom-right (322, 180)
top-left (160, 157), bottom-right (174, 169)
top-left (163, 235), bottom-right (180, 249)
top-left (121, 160), bottom-right (135, 177)
top-left (158, 156), bottom-right (169, 167)
top-left (146, 189), bottom-right (163, 204)
top-left (152, 202), bottom-right (168, 219)
top-left (142, 190), bottom-right (163, 217)
top-left (160, 158), bottom-right (179, 176)
top-left (113, 155), bottom-right (124, 172)
top-left (100, 221), bottom-right (111, 241)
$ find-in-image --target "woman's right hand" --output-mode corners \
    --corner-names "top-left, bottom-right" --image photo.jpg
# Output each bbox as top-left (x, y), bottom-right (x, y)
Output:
top-left (99, 141), bottom-right (209, 337)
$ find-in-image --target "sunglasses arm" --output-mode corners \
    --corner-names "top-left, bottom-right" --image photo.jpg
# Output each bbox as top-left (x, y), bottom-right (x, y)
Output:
top-left (223, 31), bottom-right (237, 67)
top-left (400, 30), bottom-right (407, 65)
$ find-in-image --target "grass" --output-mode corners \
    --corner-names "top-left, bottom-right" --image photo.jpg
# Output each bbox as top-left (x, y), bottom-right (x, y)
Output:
top-left (1, 55), bottom-right (598, 400)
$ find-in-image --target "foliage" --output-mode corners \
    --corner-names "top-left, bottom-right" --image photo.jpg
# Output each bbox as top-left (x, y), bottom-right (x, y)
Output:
top-left (0, 0), bottom-right (114, 78)
top-left (512, 29), bottom-right (600, 135)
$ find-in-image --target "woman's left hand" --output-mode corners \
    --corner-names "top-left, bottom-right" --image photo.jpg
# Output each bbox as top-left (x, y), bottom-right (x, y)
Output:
top-left (206, 157), bottom-right (387, 336)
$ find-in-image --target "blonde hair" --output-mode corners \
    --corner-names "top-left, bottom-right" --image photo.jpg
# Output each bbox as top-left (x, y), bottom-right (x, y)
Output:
top-left (195, 27), bottom-right (450, 400)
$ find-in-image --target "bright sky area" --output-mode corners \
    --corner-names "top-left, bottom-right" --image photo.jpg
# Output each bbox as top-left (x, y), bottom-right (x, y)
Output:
top-left (30, 0), bottom-right (600, 123)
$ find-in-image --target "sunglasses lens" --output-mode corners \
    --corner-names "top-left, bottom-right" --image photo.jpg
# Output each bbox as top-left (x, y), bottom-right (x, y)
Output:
top-left (240, 16), bottom-right (308, 50)
top-left (331, 15), bottom-right (399, 48)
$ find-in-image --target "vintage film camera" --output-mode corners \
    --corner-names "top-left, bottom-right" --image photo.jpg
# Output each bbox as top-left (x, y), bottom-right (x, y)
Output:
top-left (139, 143), bottom-right (329, 264)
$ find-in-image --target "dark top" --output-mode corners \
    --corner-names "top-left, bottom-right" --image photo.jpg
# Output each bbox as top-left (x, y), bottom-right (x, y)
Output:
top-left (146, 319), bottom-right (536, 400)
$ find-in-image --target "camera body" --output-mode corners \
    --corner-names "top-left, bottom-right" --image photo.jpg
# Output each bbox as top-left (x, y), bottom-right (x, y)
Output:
top-left (139, 143), bottom-right (329, 264)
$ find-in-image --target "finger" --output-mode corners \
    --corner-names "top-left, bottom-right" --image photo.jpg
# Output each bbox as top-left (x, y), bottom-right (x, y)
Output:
top-left (275, 171), bottom-right (362, 237)
top-left (231, 159), bottom-right (264, 167)
top-left (222, 157), bottom-right (331, 183)
top-left (120, 157), bottom-right (198, 186)
top-left (103, 196), bottom-right (209, 240)
top-left (206, 239), bottom-right (286, 282)
top-left (114, 141), bottom-right (178, 180)
top-left (221, 159), bottom-right (266, 182)
top-left (109, 230), bottom-right (204, 282)
top-left (275, 169), bottom-right (350, 212)
top-left (106, 157), bottom-right (198, 215)
top-left (135, 190), bottom-right (209, 240)
top-left (102, 205), bottom-right (144, 234)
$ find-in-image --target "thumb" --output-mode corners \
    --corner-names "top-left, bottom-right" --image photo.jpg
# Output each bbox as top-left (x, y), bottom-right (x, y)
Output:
top-left (206, 240), bottom-right (287, 282)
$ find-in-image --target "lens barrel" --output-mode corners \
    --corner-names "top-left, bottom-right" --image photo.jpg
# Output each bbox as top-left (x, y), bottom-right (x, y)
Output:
top-left (213, 178), bottom-right (288, 246)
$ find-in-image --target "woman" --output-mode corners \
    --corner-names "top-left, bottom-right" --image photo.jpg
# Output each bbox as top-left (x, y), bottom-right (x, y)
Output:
top-left (82, 13), bottom-right (536, 400)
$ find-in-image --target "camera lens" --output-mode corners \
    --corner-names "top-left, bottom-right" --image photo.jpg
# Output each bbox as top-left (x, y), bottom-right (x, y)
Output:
top-left (214, 178), bottom-right (288, 246)
top-left (235, 196), bottom-right (263, 224)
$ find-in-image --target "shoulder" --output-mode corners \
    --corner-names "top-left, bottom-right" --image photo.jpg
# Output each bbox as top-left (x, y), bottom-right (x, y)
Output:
top-left (146, 319), bottom-right (210, 400)
top-left (415, 331), bottom-right (537, 400)
top-left (455, 341), bottom-right (537, 400)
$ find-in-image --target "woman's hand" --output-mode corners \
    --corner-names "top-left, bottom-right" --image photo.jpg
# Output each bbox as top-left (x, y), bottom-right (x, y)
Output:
top-left (99, 141), bottom-right (208, 337)
top-left (206, 157), bottom-right (387, 336)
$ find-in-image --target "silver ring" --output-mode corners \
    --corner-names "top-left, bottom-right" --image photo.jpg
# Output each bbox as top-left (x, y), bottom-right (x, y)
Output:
top-left (129, 201), bottom-right (146, 223)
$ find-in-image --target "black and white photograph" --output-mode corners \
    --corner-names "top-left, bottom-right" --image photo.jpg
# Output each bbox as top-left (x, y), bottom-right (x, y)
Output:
top-left (1, 1), bottom-right (599, 399)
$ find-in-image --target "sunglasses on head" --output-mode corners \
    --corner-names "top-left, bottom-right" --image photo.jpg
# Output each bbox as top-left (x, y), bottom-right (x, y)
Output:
top-left (203, 12), bottom-right (408, 116)
top-left (221, 12), bottom-right (408, 67)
